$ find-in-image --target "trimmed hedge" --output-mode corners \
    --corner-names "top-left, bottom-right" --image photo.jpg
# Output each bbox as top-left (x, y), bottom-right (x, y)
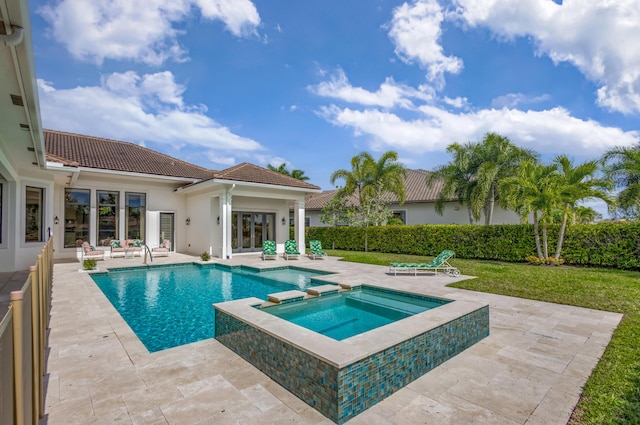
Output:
top-left (306, 222), bottom-right (640, 270)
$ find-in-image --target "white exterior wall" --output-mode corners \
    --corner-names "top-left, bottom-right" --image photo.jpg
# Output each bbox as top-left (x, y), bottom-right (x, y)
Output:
top-left (307, 201), bottom-right (522, 227)
top-left (0, 172), bottom-right (56, 271)
top-left (52, 172), bottom-right (187, 261)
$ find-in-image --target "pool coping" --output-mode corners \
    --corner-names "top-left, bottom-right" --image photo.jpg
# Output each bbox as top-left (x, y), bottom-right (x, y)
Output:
top-left (41, 253), bottom-right (625, 425)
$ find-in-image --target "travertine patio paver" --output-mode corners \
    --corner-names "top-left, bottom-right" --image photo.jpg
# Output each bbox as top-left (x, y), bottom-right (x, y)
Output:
top-left (39, 253), bottom-right (622, 424)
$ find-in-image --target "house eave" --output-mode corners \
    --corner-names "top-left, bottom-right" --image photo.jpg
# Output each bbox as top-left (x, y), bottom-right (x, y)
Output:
top-left (176, 178), bottom-right (322, 195)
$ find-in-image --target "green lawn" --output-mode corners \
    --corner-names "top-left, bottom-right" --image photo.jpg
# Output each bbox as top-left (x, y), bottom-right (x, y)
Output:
top-left (325, 250), bottom-right (640, 425)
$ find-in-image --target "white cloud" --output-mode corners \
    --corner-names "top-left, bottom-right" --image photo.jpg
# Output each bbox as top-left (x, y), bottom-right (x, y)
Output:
top-left (37, 72), bottom-right (263, 153)
top-left (387, 0), bottom-right (463, 87)
top-left (39, 0), bottom-right (261, 65)
top-left (319, 104), bottom-right (639, 156)
top-left (491, 93), bottom-right (551, 109)
top-left (206, 152), bottom-right (236, 166)
top-left (452, 0), bottom-right (640, 114)
top-left (308, 68), bottom-right (434, 108)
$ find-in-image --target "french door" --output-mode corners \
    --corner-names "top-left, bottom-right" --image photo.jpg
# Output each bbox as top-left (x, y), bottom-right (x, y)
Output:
top-left (231, 212), bottom-right (275, 253)
top-left (159, 212), bottom-right (174, 251)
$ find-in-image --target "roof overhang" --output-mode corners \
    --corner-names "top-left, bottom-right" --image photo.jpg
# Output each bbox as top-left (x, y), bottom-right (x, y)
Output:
top-left (44, 162), bottom-right (202, 184)
top-left (0, 0), bottom-right (45, 181)
top-left (176, 177), bottom-right (323, 195)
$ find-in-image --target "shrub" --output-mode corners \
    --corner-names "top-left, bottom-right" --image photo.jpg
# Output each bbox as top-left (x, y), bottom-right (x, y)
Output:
top-left (200, 251), bottom-right (211, 262)
top-left (306, 221), bottom-right (640, 270)
top-left (83, 259), bottom-right (97, 270)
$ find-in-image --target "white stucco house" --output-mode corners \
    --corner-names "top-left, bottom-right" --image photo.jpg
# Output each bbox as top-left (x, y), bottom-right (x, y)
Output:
top-left (0, 0), bottom-right (321, 273)
top-left (305, 169), bottom-right (521, 227)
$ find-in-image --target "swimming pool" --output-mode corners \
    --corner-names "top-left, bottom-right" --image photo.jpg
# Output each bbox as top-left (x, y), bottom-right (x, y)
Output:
top-left (261, 288), bottom-right (451, 340)
top-left (90, 263), bottom-right (331, 352)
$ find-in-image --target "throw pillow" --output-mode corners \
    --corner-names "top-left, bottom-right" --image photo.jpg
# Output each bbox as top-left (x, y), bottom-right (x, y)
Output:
top-left (134, 239), bottom-right (143, 247)
top-left (111, 240), bottom-right (122, 248)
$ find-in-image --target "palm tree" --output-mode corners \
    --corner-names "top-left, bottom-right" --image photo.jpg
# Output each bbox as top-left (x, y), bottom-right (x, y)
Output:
top-left (267, 163), bottom-right (289, 175)
top-left (267, 163), bottom-right (310, 181)
top-left (499, 161), bottom-right (561, 259)
top-left (471, 133), bottom-right (537, 225)
top-left (602, 144), bottom-right (640, 217)
top-left (330, 151), bottom-right (407, 248)
top-left (552, 155), bottom-right (612, 260)
top-left (290, 169), bottom-right (310, 181)
top-left (429, 133), bottom-right (536, 225)
top-left (427, 142), bottom-right (477, 224)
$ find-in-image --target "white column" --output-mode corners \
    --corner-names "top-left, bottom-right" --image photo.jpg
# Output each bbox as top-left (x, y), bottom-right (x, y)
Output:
top-left (294, 200), bottom-right (305, 255)
top-left (219, 191), bottom-right (233, 259)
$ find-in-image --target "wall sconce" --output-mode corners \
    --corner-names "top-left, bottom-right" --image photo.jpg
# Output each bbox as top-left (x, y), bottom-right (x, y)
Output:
top-left (217, 216), bottom-right (220, 225)
top-left (54, 216), bottom-right (59, 225)
top-left (282, 217), bottom-right (287, 225)
top-left (186, 217), bottom-right (191, 226)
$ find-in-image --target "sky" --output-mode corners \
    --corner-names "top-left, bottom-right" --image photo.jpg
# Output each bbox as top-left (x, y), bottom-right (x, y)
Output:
top-left (30, 0), bottom-right (640, 216)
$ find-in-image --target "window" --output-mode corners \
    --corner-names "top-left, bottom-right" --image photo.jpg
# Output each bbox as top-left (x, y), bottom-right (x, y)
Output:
top-left (391, 210), bottom-right (407, 224)
top-left (25, 186), bottom-right (44, 243)
top-left (97, 191), bottom-right (119, 246)
top-left (126, 192), bottom-right (146, 240)
top-left (64, 189), bottom-right (90, 248)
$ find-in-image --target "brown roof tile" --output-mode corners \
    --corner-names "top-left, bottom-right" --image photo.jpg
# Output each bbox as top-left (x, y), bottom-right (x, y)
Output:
top-left (199, 162), bottom-right (321, 190)
top-left (305, 169), bottom-right (448, 210)
top-left (44, 129), bottom-right (216, 180)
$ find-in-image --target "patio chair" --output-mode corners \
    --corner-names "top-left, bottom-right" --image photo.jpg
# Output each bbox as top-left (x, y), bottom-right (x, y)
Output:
top-left (262, 240), bottom-right (278, 260)
top-left (81, 242), bottom-right (105, 261)
top-left (152, 239), bottom-right (171, 257)
top-left (308, 240), bottom-right (327, 260)
top-left (389, 249), bottom-right (459, 277)
top-left (283, 240), bottom-right (300, 260)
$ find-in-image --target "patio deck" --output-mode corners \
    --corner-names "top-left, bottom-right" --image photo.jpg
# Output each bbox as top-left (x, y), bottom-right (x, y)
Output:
top-left (39, 253), bottom-right (622, 424)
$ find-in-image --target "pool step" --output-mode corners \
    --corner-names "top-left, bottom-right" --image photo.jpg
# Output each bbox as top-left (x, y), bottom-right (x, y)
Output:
top-left (267, 290), bottom-right (307, 304)
top-left (306, 284), bottom-right (341, 296)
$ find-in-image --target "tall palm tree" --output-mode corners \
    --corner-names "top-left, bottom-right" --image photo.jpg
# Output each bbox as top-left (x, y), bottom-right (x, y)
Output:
top-left (552, 155), bottom-right (612, 260)
top-left (471, 133), bottom-right (537, 225)
top-left (330, 151), bottom-right (407, 249)
top-left (602, 144), bottom-right (640, 217)
top-left (499, 161), bottom-right (560, 259)
top-left (427, 142), bottom-right (477, 224)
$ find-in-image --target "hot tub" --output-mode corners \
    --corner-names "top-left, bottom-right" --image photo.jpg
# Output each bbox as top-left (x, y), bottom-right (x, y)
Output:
top-left (214, 284), bottom-right (489, 424)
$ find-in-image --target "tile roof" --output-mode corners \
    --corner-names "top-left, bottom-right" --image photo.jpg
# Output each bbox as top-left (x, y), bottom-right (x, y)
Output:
top-left (201, 162), bottom-right (321, 190)
top-left (44, 129), bottom-right (216, 180)
top-left (44, 129), bottom-right (321, 191)
top-left (305, 169), bottom-right (449, 210)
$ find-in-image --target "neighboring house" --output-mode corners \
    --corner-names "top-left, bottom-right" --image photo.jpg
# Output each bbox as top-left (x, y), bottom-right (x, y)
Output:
top-left (305, 169), bottom-right (521, 227)
top-left (0, 0), bottom-right (321, 272)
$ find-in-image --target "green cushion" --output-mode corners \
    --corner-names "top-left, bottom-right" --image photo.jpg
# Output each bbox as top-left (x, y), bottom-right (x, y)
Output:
top-left (134, 239), bottom-right (143, 247)
top-left (111, 240), bottom-right (122, 248)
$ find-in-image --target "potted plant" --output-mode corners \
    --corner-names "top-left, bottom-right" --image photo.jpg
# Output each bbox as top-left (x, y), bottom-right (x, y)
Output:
top-left (200, 251), bottom-right (211, 262)
top-left (83, 259), bottom-right (98, 271)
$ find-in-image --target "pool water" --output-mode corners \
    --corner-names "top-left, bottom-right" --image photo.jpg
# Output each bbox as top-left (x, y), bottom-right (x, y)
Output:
top-left (90, 264), bottom-right (329, 352)
top-left (261, 287), bottom-right (451, 340)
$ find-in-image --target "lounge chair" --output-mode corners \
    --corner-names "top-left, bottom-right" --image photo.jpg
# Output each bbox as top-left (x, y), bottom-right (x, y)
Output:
top-left (262, 240), bottom-right (278, 260)
top-left (152, 239), bottom-right (171, 257)
top-left (389, 249), bottom-right (460, 277)
top-left (81, 242), bottom-right (105, 261)
top-left (308, 240), bottom-right (327, 260)
top-left (283, 240), bottom-right (300, 260)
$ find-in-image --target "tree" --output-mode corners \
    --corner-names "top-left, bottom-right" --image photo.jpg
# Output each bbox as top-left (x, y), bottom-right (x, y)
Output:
top-left (602, 144), bottom-right (640, 218)
top-left (552, 155), bottom-right (612, 260)
top-left (428, 133), bottom-right (536, 224)
top-left (267, 163), bottom-right (310, 181)
top-left (471, 133), bottom-right (537, 225)
top-left (427, 143), bottom-right (477, 224)
top-left (499, 161), bottom-right (560, 259)
top-left (330, 151), bottom-right (407, 249)
top-left (319, 194), bottom-right (351, 226)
